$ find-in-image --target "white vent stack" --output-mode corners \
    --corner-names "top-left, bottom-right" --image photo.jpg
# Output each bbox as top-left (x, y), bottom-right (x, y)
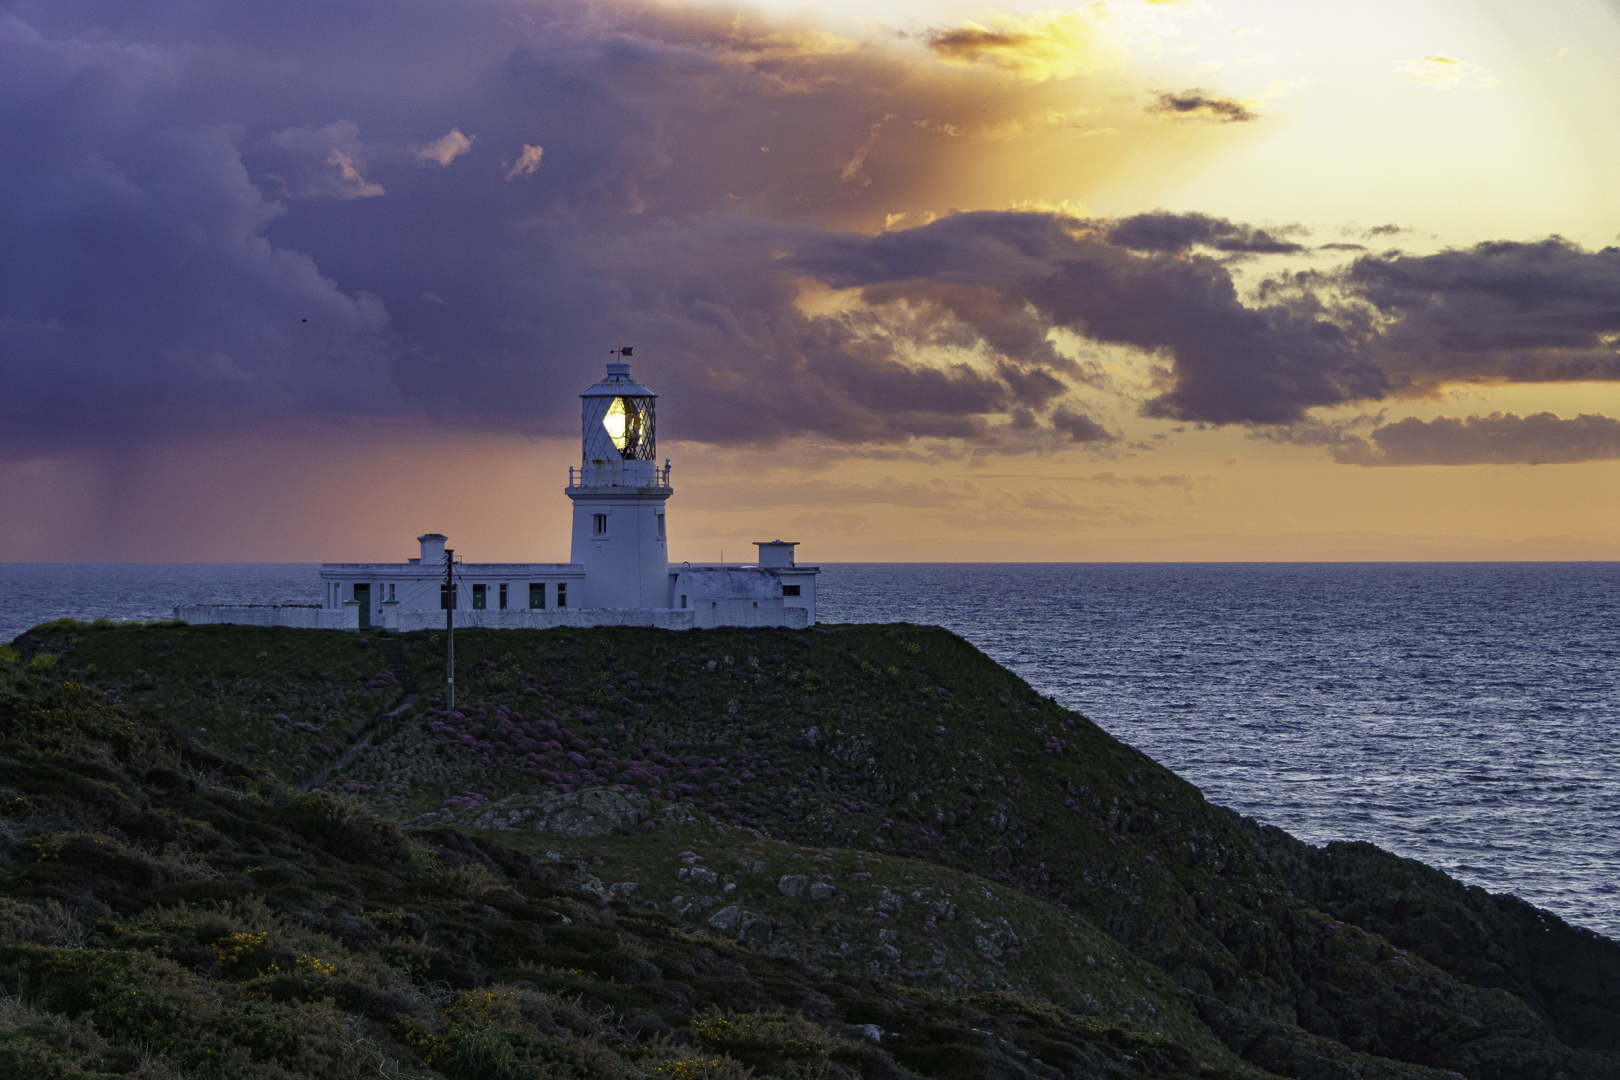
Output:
top-left (417, 533), bottom-right (447, 566)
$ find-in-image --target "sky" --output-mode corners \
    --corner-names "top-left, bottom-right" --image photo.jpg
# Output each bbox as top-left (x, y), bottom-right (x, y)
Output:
top-left (2, 0), bottom-right (1618, 563)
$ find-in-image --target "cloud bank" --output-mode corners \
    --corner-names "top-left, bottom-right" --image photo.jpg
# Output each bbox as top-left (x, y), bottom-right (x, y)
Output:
top-left (0, 0), bottom-right (1616, 465)
top-left (1332, 412), bottom-right (1620, 466)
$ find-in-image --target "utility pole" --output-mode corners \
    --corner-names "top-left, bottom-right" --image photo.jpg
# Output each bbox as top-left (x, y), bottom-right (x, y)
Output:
top-left (444, 546), bottom-right (455, 712)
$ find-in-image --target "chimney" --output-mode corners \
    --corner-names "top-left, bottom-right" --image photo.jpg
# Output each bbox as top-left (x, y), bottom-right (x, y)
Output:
top-left (418, 533), bottom-right (448, 566)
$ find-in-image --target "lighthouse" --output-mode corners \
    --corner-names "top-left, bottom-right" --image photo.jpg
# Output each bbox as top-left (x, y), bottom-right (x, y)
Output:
top-left (566, 358), bottom-right (673, 609)
top-left (183, 353), bottom-right (820, 631)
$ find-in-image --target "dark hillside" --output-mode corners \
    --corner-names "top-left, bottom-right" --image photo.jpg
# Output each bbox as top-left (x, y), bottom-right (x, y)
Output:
top-left (4, 619), bottom-right (1619, 1080)
top-left (0, 661), bottom-right (1245, 1080)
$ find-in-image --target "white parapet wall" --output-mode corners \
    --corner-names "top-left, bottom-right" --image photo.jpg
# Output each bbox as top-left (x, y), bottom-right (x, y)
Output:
top-left (174, 604), bottom-right (808, 632)
top-left (174, 605), bottom-right (352, 629)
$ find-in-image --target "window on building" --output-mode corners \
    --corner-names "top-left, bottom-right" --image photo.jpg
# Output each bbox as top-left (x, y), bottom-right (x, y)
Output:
top-left (472, 584), bottom-right (487, 609)
top-left (529, 583), bottom-right (545, 609)
top-left (557, 583), bottom-right (568, 608)
top-left (593, 514), bottom-right (608, 535)
top-left (388, 583), bottom-right (396, 601)
top-left (499, 583), bottom-right (508, 610)
top-left (440, 584), bottom-right (459, 610)
top-left (657, 514), bottom-right (665, 539)
top-left (782, 585), bottom-right (801, 597)
top-left (680, 595), bottom-right (687, 609)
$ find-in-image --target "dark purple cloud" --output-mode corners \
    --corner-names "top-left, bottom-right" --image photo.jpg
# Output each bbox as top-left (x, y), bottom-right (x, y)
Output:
top-left (1148, 90), bottom-right (1255, 123)
top-left (1106, 211), bottom-right (1307, 255)
top-left (0, 0), bottom-right (1129, 454)
top-left (789, 211), bottom-right (1387, 424)
top-left (1337, 239), bottom-right (1620, 393)
top-left (1, 0), bottom-right (1616, 462)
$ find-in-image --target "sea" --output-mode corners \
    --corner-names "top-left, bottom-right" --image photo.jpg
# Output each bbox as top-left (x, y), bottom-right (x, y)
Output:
top-left (3, 561), bottom-right (1616, 939)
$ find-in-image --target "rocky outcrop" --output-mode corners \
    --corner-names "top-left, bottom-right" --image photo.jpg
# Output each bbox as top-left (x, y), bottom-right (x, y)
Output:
top-left (453, 787), bottom-right (651, 837)
top-left (1238, 813), bottom-right (1620, 1055)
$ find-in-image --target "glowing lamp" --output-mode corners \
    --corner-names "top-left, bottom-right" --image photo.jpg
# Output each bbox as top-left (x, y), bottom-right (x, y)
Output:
top-left (603, 396), bottom-right (629, 449)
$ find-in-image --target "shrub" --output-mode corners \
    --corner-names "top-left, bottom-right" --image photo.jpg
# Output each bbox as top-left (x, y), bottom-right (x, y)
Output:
top-left (0, 899), bottom-right (88, 948)
top-left (26, 654), bottom-right (56, 674)
top-left (691, 1011), bottom-right (851, 1071)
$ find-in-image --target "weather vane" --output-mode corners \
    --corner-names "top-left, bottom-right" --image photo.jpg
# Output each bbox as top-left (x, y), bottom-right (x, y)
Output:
top-left (610, 346), bottom-right (633, 358)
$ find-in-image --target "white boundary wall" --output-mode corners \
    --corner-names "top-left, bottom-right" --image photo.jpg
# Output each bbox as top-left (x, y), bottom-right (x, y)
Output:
top-left (174, 605), bottom-right (808, 632)
top-left (173, 605), bottom-right (350, 629)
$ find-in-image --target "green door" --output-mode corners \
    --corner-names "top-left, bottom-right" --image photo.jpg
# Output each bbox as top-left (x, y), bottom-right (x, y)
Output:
top-left (354, 584), bottom-right (371, 629)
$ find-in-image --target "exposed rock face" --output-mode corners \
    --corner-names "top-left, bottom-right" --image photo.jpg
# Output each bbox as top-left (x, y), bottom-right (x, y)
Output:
top-left (454, 787), bottom-right (651, 837)
top-left (708, 904), bottom-right (772, 947)
top-left (1239, 813), bottom-right (1620, 1054)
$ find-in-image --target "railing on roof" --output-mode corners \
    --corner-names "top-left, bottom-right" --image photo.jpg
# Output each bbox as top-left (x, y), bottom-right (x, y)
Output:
top-left (568, 464), bottom-right (670, 489)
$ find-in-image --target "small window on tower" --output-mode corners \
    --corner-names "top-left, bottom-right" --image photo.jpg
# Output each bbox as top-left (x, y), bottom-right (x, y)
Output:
top-left (657, 514), bottom-right (665, 539)
top-left (593, 514), bottom-right (608, 535)
top-left (529, 583), bottom-right (545, 609)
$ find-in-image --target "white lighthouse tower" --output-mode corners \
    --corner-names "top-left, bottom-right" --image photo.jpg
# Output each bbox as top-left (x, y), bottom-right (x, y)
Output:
top-left (566, 357), bottom-right (673, 608)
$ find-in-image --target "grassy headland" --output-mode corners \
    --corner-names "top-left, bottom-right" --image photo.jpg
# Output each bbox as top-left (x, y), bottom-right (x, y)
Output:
top-left (1, 620), bottom-right (1616, 1080)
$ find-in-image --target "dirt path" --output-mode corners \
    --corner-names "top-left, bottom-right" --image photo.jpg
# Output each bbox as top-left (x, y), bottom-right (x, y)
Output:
top-left (300, 690), bottom-right (418, 791)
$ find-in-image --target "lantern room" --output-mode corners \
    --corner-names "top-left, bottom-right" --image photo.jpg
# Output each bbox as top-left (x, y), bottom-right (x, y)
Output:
top-left (581, 360), bottom-right (656, 462)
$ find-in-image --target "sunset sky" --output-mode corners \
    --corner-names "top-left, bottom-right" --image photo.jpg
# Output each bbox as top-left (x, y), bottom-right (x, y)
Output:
top-left (3, 0), bottom-right (1618, 563)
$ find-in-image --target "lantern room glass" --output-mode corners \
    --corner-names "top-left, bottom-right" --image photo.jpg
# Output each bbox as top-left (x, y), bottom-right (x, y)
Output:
top-left (600, 395), bottom-right (654, 459)
top-left (603, 397), bottom-right (629, 449)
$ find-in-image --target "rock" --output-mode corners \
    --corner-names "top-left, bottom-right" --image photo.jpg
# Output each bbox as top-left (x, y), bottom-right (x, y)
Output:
top-left (452, 787), bottom-right (650, 837)
top-left (609, 882), bottom-right (638, 897)
top-left (737, 915), bottom-right (772, 947)
top-left (678, 865), bottom-right (719, 886)
top-left (809, 881), bottom-right (836, 900)
top-left (777, 873), bottom-right (810, 898)
top-left (708, 904), bottom-right (744, 931)
top-left (859, 1024), bottom-right (883, 1043)
top-left (707, 904), bottom-right (770, 947)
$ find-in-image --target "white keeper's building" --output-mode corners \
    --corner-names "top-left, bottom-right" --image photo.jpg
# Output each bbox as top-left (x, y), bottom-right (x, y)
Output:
top-left (177, 360), bottom-right (818, 632)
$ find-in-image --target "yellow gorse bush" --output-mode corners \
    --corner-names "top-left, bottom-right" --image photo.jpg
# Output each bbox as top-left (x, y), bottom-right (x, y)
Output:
top-left (691, 1011), bottom-right (834, 1058)
top-left (210, 932), bottom-right (270, 967)
top-left (445, 986), bottom-right (505, 1026)
top-left (294, 954), bottom-right (336, 977)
